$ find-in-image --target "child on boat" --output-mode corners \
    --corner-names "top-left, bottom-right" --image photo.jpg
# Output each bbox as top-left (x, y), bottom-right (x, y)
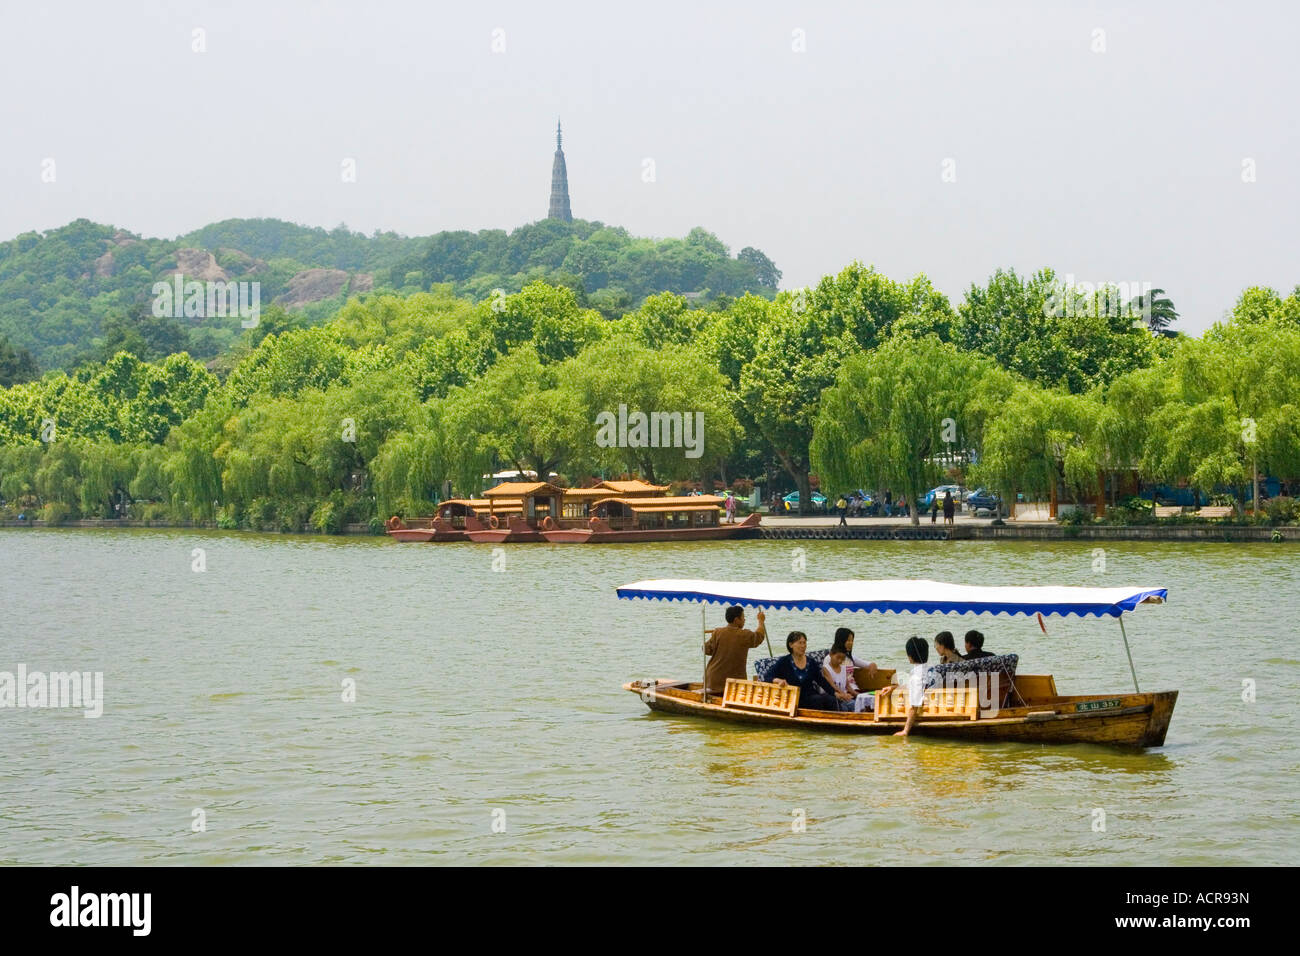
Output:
top-left (877, 637), bottom-right (934, 736)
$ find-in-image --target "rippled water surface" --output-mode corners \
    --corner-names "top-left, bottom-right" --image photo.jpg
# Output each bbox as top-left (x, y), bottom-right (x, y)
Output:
top-left (1, 529), bottom-right (1296, 865)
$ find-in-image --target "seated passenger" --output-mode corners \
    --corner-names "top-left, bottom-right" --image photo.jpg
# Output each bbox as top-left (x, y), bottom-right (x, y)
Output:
top-left (768, 631), bottom-right (840, 711)
top-left (820, 640), bottom-right (859, 711)
top-left (963, 629), bottom-right (994, 659)
top-left (877, 636), bottom-right (933, 736)
top-left (933, 630), bottom-right (963, 664)
top-left (835, 627), bottom-right (878, 691)
top-left (825, 632), bottom-right (877, 713)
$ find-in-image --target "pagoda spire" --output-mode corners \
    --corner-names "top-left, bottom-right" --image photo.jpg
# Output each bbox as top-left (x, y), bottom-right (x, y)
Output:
top-left (548, 119), bottom-right (573, 222)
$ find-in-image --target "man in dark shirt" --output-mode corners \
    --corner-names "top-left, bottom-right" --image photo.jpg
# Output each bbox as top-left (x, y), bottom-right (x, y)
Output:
top-left (704, 606), bottom-right (767, 695)
top-left (964, 629), bottom-right (994, 659)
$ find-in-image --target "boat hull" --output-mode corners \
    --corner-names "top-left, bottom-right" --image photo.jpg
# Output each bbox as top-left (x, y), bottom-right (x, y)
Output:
top-left (542, 513), bottom-right (761, 543)
top-left (541, 524), bottom-right (761, 543)
top-left (623, 682), bottom-right (1177, 749)
top-left (387, 528), bottom-right (468, 542)
top-left (463, 528), bottom-right (545, 543)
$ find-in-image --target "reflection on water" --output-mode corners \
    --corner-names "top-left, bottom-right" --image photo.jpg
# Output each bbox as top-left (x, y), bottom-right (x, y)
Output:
top-left (0, 529), bottom-right (1295, 865)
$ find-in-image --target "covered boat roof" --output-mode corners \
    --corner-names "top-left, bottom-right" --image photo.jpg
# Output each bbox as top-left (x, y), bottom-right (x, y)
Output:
top-left (599, 479), bottom-right (670, 494)
top-left (483, 481), bottom-right (564, 498)
top-left (441, 498), bottom-right (523, 511)
top-left (615, 579), bottom-right (1167, 618)
top-left (562, 487), bottom-right (625, 499)
top-left (606, 495), bottom-right (724, 512)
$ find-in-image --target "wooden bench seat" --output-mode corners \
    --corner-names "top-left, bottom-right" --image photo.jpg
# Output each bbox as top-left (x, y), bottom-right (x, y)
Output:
top-left (1153, 505), bottom-right (1182, 518)
top-left (874, 685), bottom-right (981, 721)
top-left (721, 678), bottom-right (800, 716)
top-left (1193, 505), bottom-right (1233, 519)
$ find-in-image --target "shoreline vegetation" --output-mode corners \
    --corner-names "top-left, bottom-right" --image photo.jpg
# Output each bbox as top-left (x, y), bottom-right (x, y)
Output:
top-left (3, 517), bottom-right (1296, 543)
top-left (3, 243), bottom-right (1300, 533)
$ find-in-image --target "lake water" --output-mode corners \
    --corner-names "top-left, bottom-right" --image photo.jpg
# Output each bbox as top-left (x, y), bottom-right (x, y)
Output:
top-left (1, 529), bottom-right (1296, 865)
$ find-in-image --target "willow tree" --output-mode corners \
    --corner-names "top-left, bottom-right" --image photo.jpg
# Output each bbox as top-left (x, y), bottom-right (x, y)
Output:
top-left (811, 337), bottom-right (1009, 525)
top-left (976, 385), bottom-right (1105, 510)
top-left (441, 346), bottom-right (586, 494)
top-left (1132, 321), bottom-right (1300, 510)
top-left (371, 404), bottom-right (451, 517)
top-left (567, 336), bottom-right (739, 485)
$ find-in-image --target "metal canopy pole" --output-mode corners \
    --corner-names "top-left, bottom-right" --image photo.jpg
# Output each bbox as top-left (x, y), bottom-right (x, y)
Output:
top-left (1118, 615), bottom-right (1140, 693)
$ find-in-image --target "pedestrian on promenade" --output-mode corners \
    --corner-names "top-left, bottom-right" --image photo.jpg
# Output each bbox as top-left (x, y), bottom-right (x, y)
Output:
top-left (836, 493), bottom-right (849, 527)
top-left (943, 490), bottom-right (955, 526)
top-left (725, 493), bottom-right (736, 524)
top-left (884, 489), bottom-right (893, 517)
top-left (931, 497), bottom-right (939, 524)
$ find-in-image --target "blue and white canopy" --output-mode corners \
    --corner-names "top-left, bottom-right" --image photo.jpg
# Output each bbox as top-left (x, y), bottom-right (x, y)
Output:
top-left (616, 579), bottom-right (1167, 619)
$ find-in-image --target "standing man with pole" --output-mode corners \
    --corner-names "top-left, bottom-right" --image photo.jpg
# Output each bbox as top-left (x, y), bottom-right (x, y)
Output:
top-left (703, 606), bottom-right (769, 699)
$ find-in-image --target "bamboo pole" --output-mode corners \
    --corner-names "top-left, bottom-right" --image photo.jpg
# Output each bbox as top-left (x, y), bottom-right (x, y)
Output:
top-left (701, 604), bottom-right (709, 703)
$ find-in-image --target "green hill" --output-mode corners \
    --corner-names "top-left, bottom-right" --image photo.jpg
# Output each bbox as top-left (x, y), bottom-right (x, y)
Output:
top-left (0, 217), bottom-right (780, 376)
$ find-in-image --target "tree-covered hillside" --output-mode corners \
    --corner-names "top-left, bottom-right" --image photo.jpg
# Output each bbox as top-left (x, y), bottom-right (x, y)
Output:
top-left (0, 218), bottom-right (780, 374)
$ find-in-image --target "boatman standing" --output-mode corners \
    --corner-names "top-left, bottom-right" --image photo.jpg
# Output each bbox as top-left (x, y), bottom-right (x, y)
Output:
top-left (704, 606), bottom-right (767, 696)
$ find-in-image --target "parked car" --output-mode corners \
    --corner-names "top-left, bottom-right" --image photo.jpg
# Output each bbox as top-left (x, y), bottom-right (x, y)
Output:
top-left (966, 487), bottom-right (1002, 516)
top-left (922, 485), bottom-right (966, 509)
top-left (782, 490), bottom-right (828, 512)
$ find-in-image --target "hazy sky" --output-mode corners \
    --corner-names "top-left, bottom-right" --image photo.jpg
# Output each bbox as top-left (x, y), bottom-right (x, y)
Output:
top-left (3, 0), bottom-right (1297, 334)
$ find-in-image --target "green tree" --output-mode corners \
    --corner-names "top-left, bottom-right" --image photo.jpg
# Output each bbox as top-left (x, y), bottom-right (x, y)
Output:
top-left (812, 337), bottom-right (1012, 525)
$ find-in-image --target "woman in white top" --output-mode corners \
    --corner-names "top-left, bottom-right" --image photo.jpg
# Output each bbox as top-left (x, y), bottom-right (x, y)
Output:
top-left (821, 646), bottom-right (857, 711)
top-left (877, 637), bottom-right (933, 735)
top-left (833, 628), bottom-right (878, 710)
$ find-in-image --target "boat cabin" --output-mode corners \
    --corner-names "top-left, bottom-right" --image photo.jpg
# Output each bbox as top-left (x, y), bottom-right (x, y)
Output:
top-left (560, 481), bottom-right (670, 520)
top-left (594, 495), bottom-right (725, 530)
top-left (437, 498), bottom-right (522, 529)
top-left (483, 482), bottom-right (565, 527)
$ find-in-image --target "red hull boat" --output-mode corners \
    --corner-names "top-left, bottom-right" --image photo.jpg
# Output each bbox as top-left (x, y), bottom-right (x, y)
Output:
top-left (542, 512), bottom-right (760, 543)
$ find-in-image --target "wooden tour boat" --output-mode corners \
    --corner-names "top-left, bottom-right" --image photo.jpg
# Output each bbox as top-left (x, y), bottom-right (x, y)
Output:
top-left (446, 479), bottom-right (762, 544)
top-left (542, 495), bottom-right (760, 542)
top-left (619, 579), bottom-right (1176, 749)
top-left (463, 482), bottom-right (564, 543)
top-left (385, 498), bottom-right (522, 542)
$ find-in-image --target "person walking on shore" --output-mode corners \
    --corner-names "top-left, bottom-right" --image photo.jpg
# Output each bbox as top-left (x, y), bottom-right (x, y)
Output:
top-left (836, 493), bottom-right (849, 527)
top-left (943, 490), bottom-right (955, 527)
top-left (725, 493), bottom-right (736, 524)
top-left (930, 497), bottom-right (939, 524)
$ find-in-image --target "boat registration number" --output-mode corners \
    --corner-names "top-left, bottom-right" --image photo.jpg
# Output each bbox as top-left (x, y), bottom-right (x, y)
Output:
top-left (1076, 698), bottom-right (1122, 712)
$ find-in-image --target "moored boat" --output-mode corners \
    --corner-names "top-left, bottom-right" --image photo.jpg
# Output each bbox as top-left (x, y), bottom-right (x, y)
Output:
top-left (618, 578), bottom-right (1176, 749)
top-left (463, 482), bottom-right (564, 543)
top-left (542, 496), bottom-right (760, 542)
top-left (386, 498), bottom-right (523, 542)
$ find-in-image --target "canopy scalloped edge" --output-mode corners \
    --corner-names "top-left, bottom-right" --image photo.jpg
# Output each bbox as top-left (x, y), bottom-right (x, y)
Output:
top-left (614, 581), bottom-right (1168, 619)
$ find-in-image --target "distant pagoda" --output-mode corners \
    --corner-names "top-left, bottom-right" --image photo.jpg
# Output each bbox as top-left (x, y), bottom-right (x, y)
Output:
top-left (547, 120), bottom-right (573, 221)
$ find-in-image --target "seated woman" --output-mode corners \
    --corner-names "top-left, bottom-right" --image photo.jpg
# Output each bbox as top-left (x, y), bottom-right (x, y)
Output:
top-left (835, 627), bottom-right (878, 693)
top-left (877, 637), bottom-right (934, 736)
top-left (933, 630), bottom-right (963, 664)
top-left (768, 631), bottom-right (841, 711)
